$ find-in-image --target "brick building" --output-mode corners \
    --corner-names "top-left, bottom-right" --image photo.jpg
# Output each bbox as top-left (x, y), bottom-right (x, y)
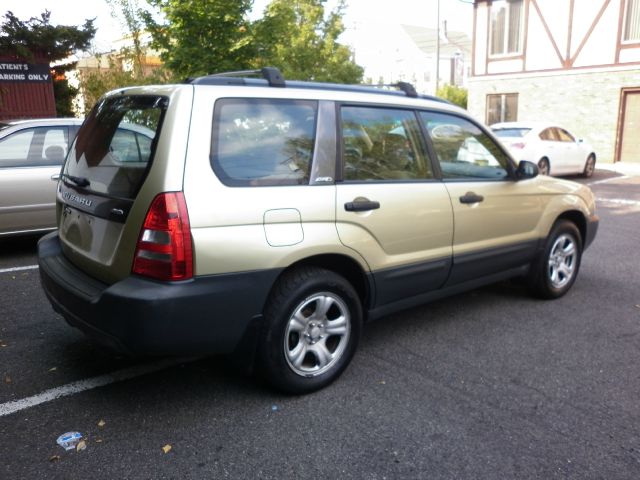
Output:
top-left (467, 0), bottom-right (640, 163)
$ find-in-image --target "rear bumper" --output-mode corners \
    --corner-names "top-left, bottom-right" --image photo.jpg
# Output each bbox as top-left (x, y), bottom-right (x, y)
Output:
top-left (38, 232), bottom-right (280, 356)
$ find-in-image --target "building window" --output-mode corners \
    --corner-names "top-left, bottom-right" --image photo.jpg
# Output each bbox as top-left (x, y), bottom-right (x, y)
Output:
top-left (490, 0), bottom-right (524, 56)
top-left (486, 94), bottom-right (518, 125)
top-left (624, 0), bottom-right (640, 42)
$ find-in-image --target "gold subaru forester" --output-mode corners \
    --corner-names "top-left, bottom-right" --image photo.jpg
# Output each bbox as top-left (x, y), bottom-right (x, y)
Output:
top-left (38, 68), bottom-right (598, 394)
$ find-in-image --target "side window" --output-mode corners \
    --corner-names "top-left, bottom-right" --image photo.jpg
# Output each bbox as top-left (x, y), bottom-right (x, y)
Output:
top-left (0, 127), bottom-right (69, 167)
top-left (0, 129), bottom-right (34, 167)
top-left (41, 128), bottom-right (69, 165)
top-left (556, 128), bottom-right (575, 143)
top-left (421, 111), bottom-right (511, 180)
top-left (212, 98), bottom-right (317, 186)
top-left (539, 128), bottom-right (557, 141)
top-left (340, 106), bottom-right (432, 181)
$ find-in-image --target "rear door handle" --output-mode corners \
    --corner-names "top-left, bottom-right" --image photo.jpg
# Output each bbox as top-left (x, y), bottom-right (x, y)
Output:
top-left (459, 192), bottom-right (484, 204)
top-left (344, 199), bottom-right (380, 212)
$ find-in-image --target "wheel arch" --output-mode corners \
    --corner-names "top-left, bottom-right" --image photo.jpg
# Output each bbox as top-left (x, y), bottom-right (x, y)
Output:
top-left (538, 156), bottom-right (550, 174)
top-left (556, 210), bottom-right (587, 247)
top-left (264, 254), bottom-right (372, 316)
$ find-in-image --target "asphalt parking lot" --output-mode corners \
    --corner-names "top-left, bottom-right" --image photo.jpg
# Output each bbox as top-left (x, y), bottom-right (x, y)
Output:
top-left (1, 169), bottom-right (639, 479)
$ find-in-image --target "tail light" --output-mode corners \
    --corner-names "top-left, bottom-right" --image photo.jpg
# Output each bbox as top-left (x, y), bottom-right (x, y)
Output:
top-left (133, 192), bottom-right (193, 281)
top-left (511, 142), bottom-right (526, 149)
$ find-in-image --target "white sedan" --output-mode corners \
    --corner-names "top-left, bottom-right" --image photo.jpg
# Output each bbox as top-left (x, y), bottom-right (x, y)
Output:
top-left (491, 122), bottom-right (596, 177)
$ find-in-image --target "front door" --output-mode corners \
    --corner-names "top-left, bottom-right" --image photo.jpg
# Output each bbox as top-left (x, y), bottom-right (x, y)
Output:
top-left (419, 111), bottom-right (544, 286)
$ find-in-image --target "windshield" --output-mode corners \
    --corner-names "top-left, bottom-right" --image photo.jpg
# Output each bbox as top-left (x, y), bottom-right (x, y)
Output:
top-left (492, 128), bottom-right (531, 138)
top-left (64, 95), bottom-right (167, 199)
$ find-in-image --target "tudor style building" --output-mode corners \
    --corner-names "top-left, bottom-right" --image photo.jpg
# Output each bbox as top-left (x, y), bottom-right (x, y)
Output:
top-left (468, 0), bottom-right (640, 163)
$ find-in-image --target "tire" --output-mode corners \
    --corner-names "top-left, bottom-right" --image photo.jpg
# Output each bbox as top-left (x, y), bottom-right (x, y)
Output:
top-left (582, 154), bottom-right (596, 178)
top-left (538, 157), bottom-right (550, 176)
top-left (527, 220), bottom-right (582, 299)
top-left (257, 266), bottom-right (363, 394)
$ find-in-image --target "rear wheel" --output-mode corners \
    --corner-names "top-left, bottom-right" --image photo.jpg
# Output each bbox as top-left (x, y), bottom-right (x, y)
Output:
top-left (538, 157), bottom-right (550, 176)
top-left (528, 220), bottom-right (582, 299)
top-left (257, 266), bottom-right (362, 394)
top-left (582, 154), bottom-right (596, 178)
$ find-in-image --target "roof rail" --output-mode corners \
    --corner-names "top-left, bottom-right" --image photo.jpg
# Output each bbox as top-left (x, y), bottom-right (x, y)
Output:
top-left (393, 82), bottom-right (418, 98)
top-left (186, 67), bottom-right (449, 103)
top-left (188, 67), bottom-right (285, 87)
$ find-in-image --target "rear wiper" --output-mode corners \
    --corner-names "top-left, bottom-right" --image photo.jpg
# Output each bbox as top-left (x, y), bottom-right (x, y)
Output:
top-left (60, 173), bottom-right (90, 188)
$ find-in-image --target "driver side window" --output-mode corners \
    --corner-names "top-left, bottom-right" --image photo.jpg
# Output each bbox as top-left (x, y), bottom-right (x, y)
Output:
top-left (421, 111), bottom-right (511, 180)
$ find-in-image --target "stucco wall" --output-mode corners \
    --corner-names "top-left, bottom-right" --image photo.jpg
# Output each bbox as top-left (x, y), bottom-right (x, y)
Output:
top-left (468, 68), bottom-right (640, 163)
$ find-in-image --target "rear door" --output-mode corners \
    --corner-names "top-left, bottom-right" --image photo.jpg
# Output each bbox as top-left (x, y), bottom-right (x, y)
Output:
top-left (556, 127), bottom-right (584, 173)
top-left (335, 104), bottom-right (453, 307)
top-left (0, 126), bottom-right (69, 235)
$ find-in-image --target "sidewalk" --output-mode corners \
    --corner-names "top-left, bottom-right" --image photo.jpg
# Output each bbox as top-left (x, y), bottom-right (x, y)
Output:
top-left (597, 162), bottom-right (640, 177)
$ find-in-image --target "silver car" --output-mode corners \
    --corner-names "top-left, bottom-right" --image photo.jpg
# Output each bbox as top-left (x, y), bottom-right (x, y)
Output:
top-left (0, 118), bottom-right (83, 236)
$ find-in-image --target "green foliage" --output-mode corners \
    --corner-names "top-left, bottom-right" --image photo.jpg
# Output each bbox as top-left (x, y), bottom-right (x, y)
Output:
top-left (78, 1), bottom-right (170, 113)
top-left (142, 0), bottom-right (255, 79)
top-left (52, 65), bottom-right (78, 116)
top-left (0, 10), bottom-right (96, 117)
top-left (251, 0), bottom-right (362, 83)
top-left (140, 0), bottom-right (362, 83)
top-left (0, 10), bottom-right (95, 61)
top-left (436, 84), bottom-right (468, 109)
top-left (79, 57), bottom-right (169, 114)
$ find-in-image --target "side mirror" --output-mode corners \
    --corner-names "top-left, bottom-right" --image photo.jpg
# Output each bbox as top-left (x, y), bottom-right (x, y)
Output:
top-left (515, 160), bottom-right (538, 180)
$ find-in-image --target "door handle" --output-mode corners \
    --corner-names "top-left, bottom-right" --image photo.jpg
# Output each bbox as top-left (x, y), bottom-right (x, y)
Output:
top-left (344, 199), bottom-right (380, 212)
top-left (459, 192), bottom-right (484, 204)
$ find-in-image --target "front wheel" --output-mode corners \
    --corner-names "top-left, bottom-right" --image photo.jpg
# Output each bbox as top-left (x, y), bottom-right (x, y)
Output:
top-left (257, 266), bottom-right (362, 394)
top-left (527, 220), bottom-right (582, 299)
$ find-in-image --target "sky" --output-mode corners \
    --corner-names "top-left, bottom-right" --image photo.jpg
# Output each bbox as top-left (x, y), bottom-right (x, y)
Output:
top-left (3, 0), bottom-right (474, 85)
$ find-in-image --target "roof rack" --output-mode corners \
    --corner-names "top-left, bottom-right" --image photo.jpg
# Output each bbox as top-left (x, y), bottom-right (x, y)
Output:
top-left (186, 67), bottom-right (448, 103)
top-left (186, 67), bottom-right (285, 87)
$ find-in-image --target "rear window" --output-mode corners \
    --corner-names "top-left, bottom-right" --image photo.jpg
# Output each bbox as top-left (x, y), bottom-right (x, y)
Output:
top-left (211, 98), bottom-right (317, 186)
top-left (64, 95), bottom-right (167, 199)
top-left (492, 128), bottom-right (531, 138)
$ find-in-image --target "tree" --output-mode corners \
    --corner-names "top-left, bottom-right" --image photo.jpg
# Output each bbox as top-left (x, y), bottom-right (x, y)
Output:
top-left (78, 0), bottom-right (169, 113)
top-left (251, 0), bottom-right (362, 83)
top-left (436, 84), bottom-right (468, 109)
top-left (0, 11), bottom-right (96, 115)
top-left (143, 0), bottom-right (255, 79)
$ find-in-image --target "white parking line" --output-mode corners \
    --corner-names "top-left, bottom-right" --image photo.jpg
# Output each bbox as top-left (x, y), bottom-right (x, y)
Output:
top-left (0, 265), bottom-right (39, 274)
top-left (587, 175), bottom-right (630, 186)
top-left (596, 197), bottom-right (640, 206)
top-left (0, 358), bottom-right (193, 417)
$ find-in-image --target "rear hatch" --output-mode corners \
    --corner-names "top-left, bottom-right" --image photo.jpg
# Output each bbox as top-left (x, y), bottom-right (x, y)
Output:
top-left (57, 86), bottom-right (192, 284)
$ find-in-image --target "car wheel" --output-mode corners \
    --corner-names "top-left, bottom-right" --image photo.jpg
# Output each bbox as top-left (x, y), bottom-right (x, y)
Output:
top-left (527, 220), bottom-right (582, 299)
top-left (582, 154), bottom-right (596, 178)
top-left (538, 158), bottom-right (550, 176)
top-left (257, 266), bottom-right (362, 394)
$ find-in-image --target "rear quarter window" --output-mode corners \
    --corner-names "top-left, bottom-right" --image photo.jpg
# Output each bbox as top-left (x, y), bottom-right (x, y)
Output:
top-left (211, 98), bottom-right (318, 186)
